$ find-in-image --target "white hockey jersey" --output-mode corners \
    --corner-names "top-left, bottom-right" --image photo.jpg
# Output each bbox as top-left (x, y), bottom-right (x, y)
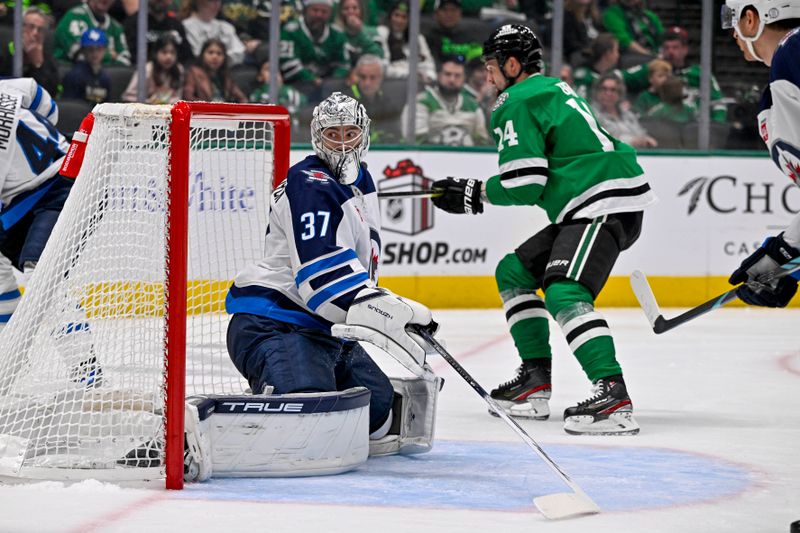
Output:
top-left (0, 78), bottom-right (67, 206)
top-left (226, 155), bottom-right (381, 330)
top-left (758, 28), bottom-right (800, 184)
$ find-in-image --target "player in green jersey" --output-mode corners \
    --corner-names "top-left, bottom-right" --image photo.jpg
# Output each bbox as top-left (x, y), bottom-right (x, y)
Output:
top-left (431, 24), bottom-right (656, 436)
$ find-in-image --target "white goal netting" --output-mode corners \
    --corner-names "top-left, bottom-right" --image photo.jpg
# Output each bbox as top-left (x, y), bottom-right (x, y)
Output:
top-left (0, 103), bottom-right (284, 482)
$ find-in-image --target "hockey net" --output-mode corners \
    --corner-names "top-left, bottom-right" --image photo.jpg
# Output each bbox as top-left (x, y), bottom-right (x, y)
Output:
top-left (0, 102), bottom-right (290, 488)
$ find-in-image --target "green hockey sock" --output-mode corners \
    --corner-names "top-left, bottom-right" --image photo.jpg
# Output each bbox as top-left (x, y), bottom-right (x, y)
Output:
top-left (495, 253), bottom-right (551, 360)
top-left (544, 280), bottom-right (622, 381)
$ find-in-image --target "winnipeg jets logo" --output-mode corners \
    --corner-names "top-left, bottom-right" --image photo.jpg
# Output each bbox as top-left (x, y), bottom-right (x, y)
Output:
top-left (771, 140), bottom-right (800, 186)
top-left (301, 169), bottom-right (331, 183)
top-left (492, 92), bottom-right (508, 112)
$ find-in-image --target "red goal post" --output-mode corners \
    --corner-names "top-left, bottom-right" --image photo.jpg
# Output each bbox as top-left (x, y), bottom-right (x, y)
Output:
top-left (166, 103), bottom-right (289, 488)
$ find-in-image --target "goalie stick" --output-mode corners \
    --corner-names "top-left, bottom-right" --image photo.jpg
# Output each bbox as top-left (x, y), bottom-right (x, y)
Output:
top-left (630, 256), bottom-right (800, 334)
top-left (377, 190), bottom-right (441, 199)
top-left (410, 326), bottom-right (600, 520)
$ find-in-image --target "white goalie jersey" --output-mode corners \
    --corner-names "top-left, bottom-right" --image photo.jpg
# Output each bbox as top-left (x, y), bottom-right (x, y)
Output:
top-left (226, 155), bottom-right (381, 328)
top-left (0, 78), bottom-right (68, 206)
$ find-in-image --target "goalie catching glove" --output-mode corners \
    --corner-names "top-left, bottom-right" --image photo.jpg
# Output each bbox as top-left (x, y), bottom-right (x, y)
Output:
top-left (431, 177), bottom-right (484, 215)
top-left (332, 288), bottom-right (438, 378)
top-left (728, 232), bottom-right (800, 308)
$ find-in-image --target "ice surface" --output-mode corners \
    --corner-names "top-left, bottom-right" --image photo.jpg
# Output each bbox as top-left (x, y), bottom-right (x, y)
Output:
top-left (0, 308), bottom-right (798, 533)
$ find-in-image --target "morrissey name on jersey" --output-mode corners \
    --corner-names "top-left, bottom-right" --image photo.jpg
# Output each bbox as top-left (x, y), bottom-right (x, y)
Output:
top-left (0, 92), bottom-right (19, 152)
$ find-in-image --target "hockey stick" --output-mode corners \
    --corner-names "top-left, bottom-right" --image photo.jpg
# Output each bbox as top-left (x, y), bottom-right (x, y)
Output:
top-left (411, 326), bottom-right (601, 520)
top-left (377, 189), bottom-right (441, 199)
top-left (630, 256), bottom-right (800, 334)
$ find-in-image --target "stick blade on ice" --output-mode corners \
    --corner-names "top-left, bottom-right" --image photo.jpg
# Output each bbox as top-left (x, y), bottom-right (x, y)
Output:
top-left (630, 270), bottom-right (662, 328)
top-left (533, 492), bottom-right (601, 520)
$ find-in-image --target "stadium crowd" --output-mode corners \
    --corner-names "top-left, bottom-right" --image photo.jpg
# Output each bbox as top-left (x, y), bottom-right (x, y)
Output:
top-left (0, 0), bottom-right (760, 148)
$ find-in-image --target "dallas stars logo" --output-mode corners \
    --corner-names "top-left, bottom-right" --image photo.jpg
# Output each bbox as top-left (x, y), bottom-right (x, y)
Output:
top-left (492, 92), bottom-right (509, 112)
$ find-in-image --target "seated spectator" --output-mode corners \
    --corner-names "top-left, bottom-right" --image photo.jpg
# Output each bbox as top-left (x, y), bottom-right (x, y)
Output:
top-left (181, 0), bottom-right (246, 67)
top-left (564, 0), bottom-right (602, 67)
top-left (335, 0), bottom-right (384, 67)
top-left (660, 26), bottom-right (727, 123)
top-left (183, 38), bottom-right (247, 102)
top-left (279, 0), bottom-right (350, 94)
top-left (376, 0), bottom-right (436, 84)
top-left (55, 0), bottom-right (131, 65)
top-left (591, 72), bottom-right (657, 148)
top-left (0, 7), bottom-right (60, 96)
top-left (345, 54), bottom-right (403, 143)
top-left (633, 57), bottom-right (669, 116)
top-left (464, 57), bottom-right (494, 122)
top-left (425, 0), bottom-right (485, 67)
top-left (62, 28), bottom-right (113, 103)
top-left (602, 0), bottom-right (663, 68)
top-left (645, 76), bottom-right (697, 124)
top-left (121, 33), bottom-right (184, 104)
top-left (573, 32), bottom-right (649, 99)
top-left (0, 0), bottom-right (52, 25)
top-left (248, 1), bottom-right (303, 65)
top-left (249, 59), bottom-right (307, 122)
top-left (402, 55), bottom-right (489, 146)
top-left (124, 0), bottom-right (193, 64)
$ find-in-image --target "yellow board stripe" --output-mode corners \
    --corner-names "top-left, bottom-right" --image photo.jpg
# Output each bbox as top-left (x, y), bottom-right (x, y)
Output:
top-left (379, 276), bottom-right (800, 308)
top-left (45, 276), bottom-right (798, 319)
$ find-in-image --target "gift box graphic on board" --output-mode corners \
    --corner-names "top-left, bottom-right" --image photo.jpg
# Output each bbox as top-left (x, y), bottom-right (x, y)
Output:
top-left (378, 159), bottom-right (434, 236)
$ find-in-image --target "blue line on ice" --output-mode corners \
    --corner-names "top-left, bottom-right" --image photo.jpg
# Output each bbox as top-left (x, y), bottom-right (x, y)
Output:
top-left (177, 440), bottom-right (756, 512)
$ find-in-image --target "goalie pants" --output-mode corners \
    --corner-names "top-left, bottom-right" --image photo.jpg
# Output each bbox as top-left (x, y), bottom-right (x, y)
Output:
top-left (227, 313), bottom-right (394, 433)
top-left (496, 211), bottom-right (643, 381)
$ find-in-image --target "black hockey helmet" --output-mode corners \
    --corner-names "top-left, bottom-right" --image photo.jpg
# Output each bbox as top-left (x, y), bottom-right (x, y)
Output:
top-left (482, 24), bottom-right (543, 76)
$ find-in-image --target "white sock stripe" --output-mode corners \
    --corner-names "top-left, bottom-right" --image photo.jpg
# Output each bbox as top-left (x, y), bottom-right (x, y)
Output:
top-left (567, 327), bottom-right (612, 352)
top-left (507, 308), bottom-right (550, 328)
top-left (502, 293), bottom-right (544, 312)
top-left (560, 311), bottom-right (604, 336)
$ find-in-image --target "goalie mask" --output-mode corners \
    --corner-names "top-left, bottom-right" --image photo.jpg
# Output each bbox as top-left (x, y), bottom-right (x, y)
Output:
top-left (721, 0), bottom-right (800, 63)
top-left (311, 92), bottom-right (371, 185)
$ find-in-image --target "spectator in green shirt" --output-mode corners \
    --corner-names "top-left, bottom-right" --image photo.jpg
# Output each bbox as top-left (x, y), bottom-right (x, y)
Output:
top-left (633, 57), bottom-right (670, 115)
top-left (660, 26), bottom-right (727, 123)
top-left (602, 0), bottom-right (663, 68)
top-left (335, 0), bottom-right (385, 67)
top-left (573, 32), bottom-right (649, 99)
top-left (645, 75), bottom-right (697, 123)
top-left (54, 0), bottom-right (131, 65)
top-left (279, 0), bottom-right (350, 95)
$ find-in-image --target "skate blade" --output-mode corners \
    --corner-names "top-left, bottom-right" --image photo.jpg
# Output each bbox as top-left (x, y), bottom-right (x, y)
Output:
top-left (534, 491), bottom-right (601, 520)
top-left (488, 398), bottom-right (549, 420)
top-left (563, 412), bottom-right (640, 436)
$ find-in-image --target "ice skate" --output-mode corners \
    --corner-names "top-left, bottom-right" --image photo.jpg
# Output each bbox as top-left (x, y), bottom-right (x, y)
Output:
top-left (563, 376), bottom-right (639, 435)
top-left (489, 359), bottom-right (551, 420)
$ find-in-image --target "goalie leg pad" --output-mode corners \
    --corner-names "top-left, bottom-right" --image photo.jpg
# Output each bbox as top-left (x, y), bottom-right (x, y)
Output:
top-left (185, 387), bottom-right (371, 478)
top-left (369, 375), bottom-right (443, 457)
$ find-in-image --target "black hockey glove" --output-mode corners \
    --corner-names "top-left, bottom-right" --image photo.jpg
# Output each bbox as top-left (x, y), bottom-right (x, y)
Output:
top-left (728, 233), bottom-right (800, 308)
top-left (431, 177), bottom-right (484, 215)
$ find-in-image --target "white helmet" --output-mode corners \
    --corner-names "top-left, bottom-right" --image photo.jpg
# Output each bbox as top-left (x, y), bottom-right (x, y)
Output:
top-left (721, 0), bottom-right (800, 62)
top-left (310, 92), bottom-right (371, 185)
